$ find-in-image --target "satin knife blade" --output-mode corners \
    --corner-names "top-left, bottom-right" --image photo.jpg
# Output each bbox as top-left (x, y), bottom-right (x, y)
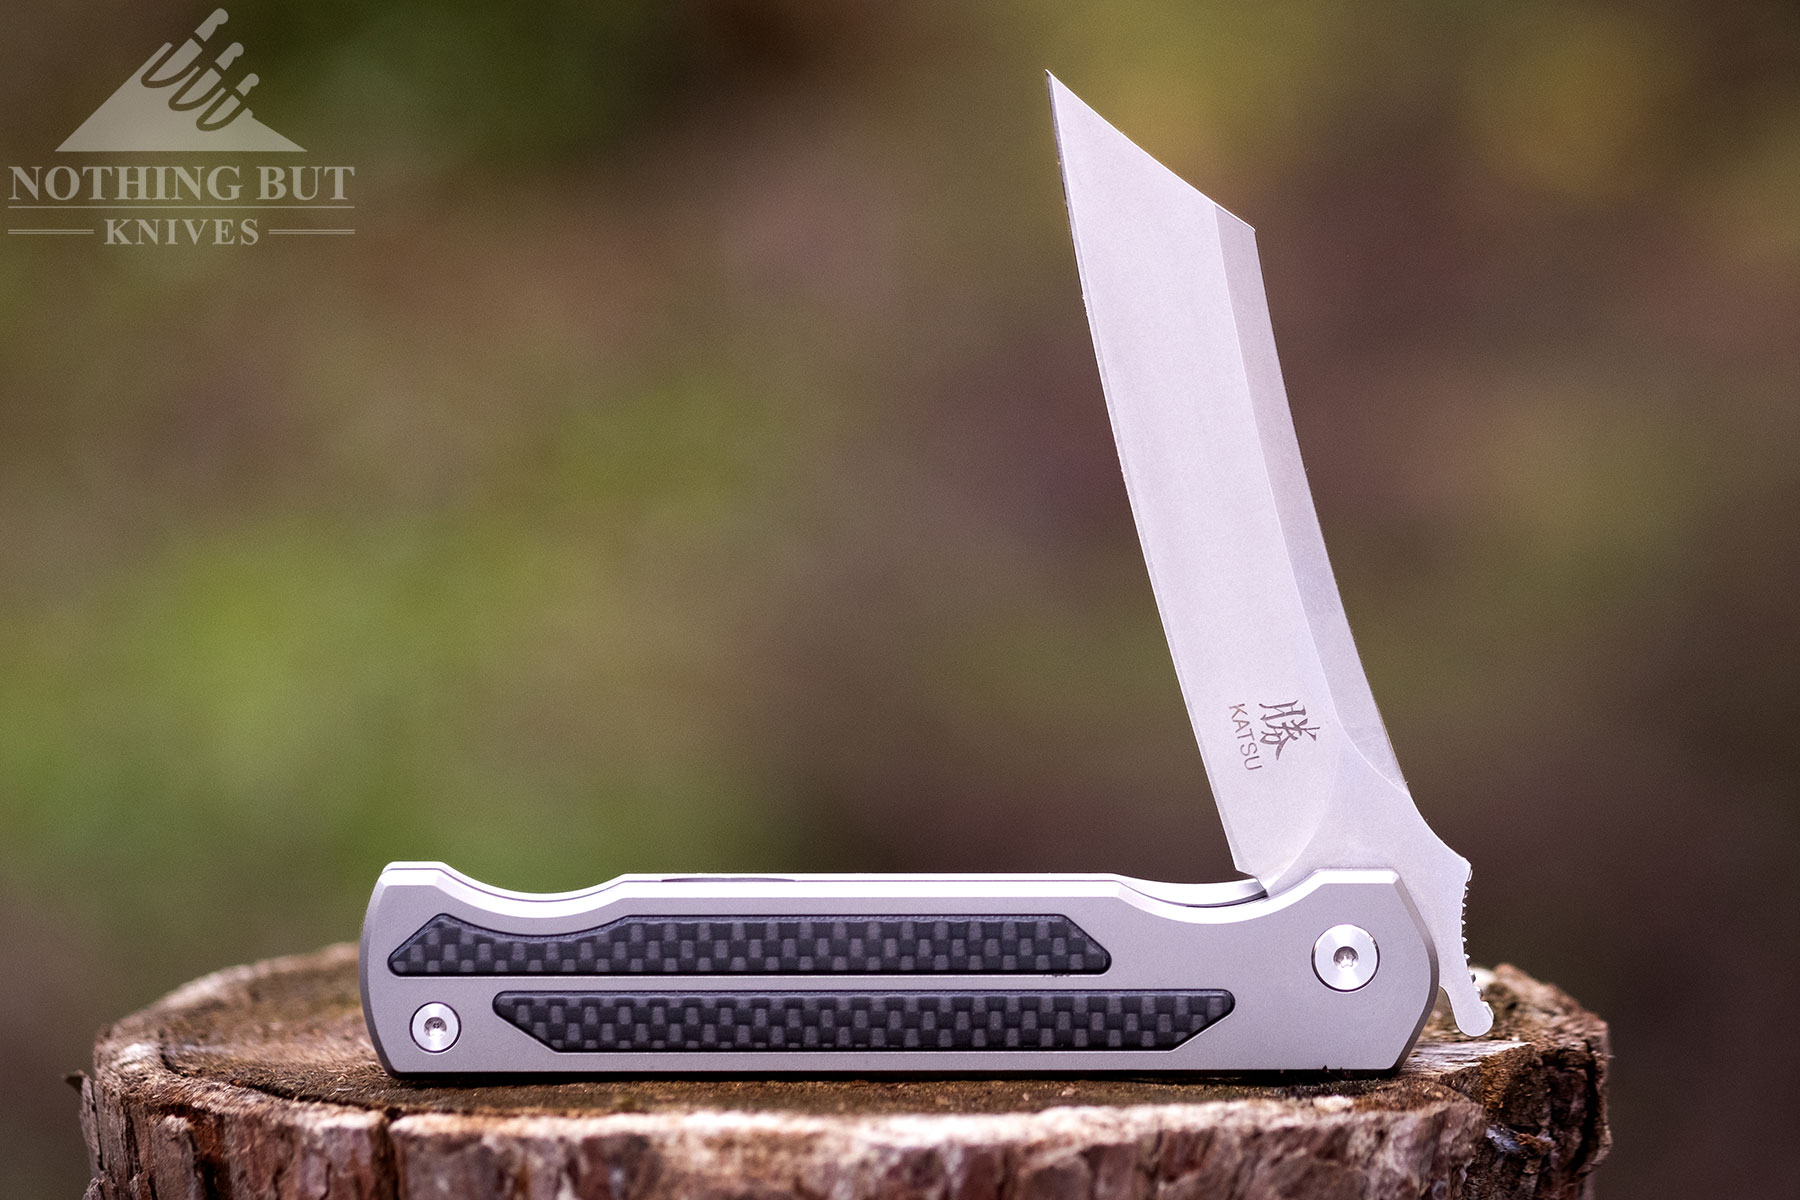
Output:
top-left (358, 76), bottom-right (1489, 1078)
top-left (1048, 77), bottom-right (1491, 1039)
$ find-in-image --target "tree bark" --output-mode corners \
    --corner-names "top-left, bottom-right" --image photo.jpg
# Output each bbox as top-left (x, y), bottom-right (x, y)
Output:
top-left (78, 945), bottom-right (1607, 1199)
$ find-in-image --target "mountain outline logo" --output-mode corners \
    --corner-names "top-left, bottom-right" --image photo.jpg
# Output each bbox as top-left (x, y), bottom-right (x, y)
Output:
top-left (58, 8), bottom-right (303, 153)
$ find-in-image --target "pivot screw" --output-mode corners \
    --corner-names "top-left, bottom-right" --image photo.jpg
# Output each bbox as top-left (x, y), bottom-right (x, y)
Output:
top-left (1312, 924), bottom-right (1379, 991)
top-left (411, 1002), bottom-right (460, 1052)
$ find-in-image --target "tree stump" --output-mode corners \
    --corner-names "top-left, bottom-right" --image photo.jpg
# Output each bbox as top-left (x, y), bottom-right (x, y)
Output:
top-left (78, 945), bottom-right (1608, 1199)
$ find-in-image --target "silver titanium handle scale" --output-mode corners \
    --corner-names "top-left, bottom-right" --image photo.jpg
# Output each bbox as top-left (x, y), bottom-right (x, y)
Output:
top-left (361, 863), bottom-right (1437, 1074)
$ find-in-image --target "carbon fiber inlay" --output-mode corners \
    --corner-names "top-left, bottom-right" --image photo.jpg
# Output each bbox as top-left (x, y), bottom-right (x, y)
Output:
top-left (390, 914), bottom-right (1111, 976)
top-left (494, 990), bottom-right (1234, 1053)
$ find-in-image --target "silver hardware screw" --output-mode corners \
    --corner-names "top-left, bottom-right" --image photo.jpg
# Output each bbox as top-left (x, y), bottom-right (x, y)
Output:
top-left (1312, 924), bottom-right (1379, 991)
top-left (411, 1002), bottom-right (460, 1052)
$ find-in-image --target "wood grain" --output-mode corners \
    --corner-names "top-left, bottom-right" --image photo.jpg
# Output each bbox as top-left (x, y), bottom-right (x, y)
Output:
top-left (79, 946), bottom-right (1608, 1198)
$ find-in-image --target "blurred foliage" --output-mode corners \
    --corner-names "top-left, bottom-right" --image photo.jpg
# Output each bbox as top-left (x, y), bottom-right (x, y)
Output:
top-left (2, 0), bottom-right (1798, 1196)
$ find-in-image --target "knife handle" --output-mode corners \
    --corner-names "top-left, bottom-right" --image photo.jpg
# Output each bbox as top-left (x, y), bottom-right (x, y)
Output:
top-left (360, 863), bottom-right (1437, 1074)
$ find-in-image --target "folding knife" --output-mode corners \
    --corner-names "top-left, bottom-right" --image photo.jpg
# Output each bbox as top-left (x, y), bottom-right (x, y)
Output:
top-left (360, 76), bottom-right (1493, 1077)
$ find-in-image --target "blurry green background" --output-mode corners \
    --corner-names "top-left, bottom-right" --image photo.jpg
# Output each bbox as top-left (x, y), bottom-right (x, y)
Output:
top-left (3, 0), bottom-right (1796, 1194)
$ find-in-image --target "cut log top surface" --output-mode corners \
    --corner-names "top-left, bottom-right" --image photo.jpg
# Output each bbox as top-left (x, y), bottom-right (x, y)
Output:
top-left (80, 945), bottom-right (1609, 1199)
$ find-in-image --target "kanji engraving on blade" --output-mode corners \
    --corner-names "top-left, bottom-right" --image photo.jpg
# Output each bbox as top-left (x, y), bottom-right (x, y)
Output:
top-left (1257, 702), bottom-right (1320, 759)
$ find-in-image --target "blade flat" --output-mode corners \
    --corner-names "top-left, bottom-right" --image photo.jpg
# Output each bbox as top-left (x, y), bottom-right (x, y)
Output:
top-left (1049, 76), bottom-right (1491, 1035)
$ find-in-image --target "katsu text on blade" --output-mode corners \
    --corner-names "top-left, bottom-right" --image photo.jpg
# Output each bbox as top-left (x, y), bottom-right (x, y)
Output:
top-left (1048, 76), bottom-right (1490, 1036)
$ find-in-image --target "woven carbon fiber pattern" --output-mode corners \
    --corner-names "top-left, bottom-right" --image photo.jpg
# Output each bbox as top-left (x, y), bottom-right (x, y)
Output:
top-left (390, 914), bottom-right (1111, 976)
top-left (493, 990), bottom-right (1234, 1053)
